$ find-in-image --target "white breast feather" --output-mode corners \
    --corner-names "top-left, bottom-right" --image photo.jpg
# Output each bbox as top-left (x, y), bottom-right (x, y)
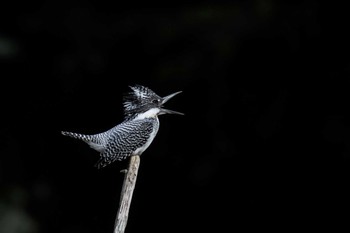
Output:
top-left (135, 108), bottom-right (160, 120)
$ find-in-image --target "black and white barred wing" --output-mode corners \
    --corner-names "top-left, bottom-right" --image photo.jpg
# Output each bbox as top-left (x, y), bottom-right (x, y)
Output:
top-left (95, 119), bottom-right (155, 168)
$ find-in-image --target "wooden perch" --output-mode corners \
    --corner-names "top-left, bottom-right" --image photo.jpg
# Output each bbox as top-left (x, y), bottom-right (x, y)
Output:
top-left (114, 155), bottom-right (141, 233)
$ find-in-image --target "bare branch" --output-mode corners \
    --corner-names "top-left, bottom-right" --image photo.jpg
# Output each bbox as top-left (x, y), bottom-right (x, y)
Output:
top-left (114, 155), bottom-right (140, 233)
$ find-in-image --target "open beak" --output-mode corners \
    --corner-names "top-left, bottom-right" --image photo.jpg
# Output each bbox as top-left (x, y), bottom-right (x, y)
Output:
top-left (159, 91), bottom-right (184, 115)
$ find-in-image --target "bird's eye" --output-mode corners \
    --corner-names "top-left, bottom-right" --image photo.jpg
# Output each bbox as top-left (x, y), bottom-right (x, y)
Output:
top-left (152, 99), bottom-right (159, 104)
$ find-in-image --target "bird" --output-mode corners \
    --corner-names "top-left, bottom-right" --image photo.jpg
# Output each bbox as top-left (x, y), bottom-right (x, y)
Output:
top-left (61, 85), bottom-right (183, 169)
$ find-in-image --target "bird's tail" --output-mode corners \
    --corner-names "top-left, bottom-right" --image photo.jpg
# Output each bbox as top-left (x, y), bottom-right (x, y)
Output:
top-left (61, 131), bottom-right (92, 142)
top-left (61, 131), bottom-right (105, 153)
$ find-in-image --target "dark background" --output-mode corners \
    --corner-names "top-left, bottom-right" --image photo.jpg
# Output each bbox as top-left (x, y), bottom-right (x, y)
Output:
top-left (1, 1), bottom-right (349, 232)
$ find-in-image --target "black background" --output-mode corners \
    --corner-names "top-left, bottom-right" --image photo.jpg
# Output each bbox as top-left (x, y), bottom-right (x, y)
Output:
top-left (1, 1), bottom-right (349, 232)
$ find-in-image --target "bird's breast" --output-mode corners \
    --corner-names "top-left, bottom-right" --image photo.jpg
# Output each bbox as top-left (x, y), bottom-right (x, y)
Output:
top-left (133, 118), bottom-right (159, 156)
top-left (134, 108), bottom-right (161, 120)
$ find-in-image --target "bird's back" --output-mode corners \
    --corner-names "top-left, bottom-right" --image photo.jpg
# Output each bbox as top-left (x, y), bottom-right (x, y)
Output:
top-left (95, 117), bottom-right (159, 168)
top-left (62, 117), bottom-right (159, 168)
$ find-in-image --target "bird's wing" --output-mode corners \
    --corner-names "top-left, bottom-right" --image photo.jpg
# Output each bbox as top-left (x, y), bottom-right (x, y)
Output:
top-left (95, 119), bottom-right (154, 168)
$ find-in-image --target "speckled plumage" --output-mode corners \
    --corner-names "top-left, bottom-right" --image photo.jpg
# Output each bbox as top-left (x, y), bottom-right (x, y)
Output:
top-left (61, 85), bottom-right (182, 169)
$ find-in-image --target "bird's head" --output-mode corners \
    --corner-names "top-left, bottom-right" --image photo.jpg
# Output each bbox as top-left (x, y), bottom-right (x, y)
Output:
top-left (123, 85), bottom-right (183, 120)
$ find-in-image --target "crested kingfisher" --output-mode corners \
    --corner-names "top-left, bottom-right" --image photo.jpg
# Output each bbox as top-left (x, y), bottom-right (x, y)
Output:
top-left (61, 85), bottom-right (183, 169)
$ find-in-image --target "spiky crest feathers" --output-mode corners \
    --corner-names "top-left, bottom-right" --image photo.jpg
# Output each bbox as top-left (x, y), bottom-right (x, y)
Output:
top-left (123, 85), bottom-right (160, 119)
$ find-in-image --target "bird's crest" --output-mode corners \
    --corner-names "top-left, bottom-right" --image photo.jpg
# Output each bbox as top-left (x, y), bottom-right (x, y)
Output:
top-left (123, 85), bottom-right (160, 119)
